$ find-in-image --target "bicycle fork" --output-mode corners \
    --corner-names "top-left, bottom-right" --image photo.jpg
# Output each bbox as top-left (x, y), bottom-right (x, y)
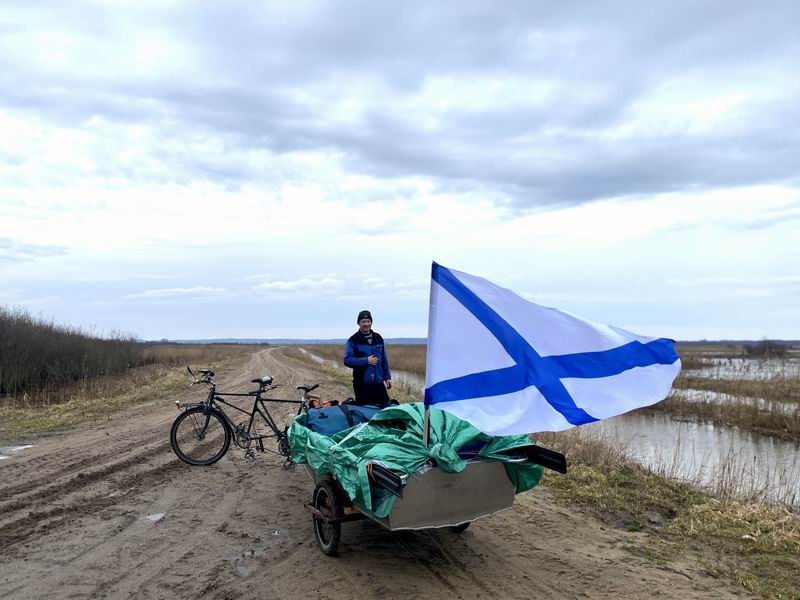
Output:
top-left (184, 406), bottom-right (215, 440)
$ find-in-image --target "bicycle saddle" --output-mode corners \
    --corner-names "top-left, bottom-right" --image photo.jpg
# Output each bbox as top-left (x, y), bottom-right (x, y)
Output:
top-left (296, 383), bottom-right (319, 393)
top-left (251, 375), bottom-right (274, 385)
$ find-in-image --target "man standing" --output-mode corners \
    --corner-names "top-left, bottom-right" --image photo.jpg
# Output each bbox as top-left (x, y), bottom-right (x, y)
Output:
top-left (343, 310), bottom-right (392, 407)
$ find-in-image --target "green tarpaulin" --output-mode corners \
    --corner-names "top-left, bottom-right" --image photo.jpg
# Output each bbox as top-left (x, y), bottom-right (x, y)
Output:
top-left (289, 402), bottom-right (544, 519)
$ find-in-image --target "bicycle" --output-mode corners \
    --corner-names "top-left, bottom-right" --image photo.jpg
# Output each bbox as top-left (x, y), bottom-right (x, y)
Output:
top-left (170, 367), bottom-right (319, 466)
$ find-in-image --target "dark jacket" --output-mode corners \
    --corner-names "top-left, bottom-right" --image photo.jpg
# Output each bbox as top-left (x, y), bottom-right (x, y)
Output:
top-left (343, 330), bottom-right (392, 384)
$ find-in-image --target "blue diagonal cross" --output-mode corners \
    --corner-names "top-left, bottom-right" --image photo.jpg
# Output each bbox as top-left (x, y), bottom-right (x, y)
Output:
top-left (424, 263), bottom-right (680, 426)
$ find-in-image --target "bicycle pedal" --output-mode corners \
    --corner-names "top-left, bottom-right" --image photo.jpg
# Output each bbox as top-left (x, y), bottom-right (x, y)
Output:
top-left (244, 448), bottom-right (256, 463)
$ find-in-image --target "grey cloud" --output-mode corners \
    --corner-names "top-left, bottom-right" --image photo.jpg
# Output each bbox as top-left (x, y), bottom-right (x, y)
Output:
top-left (733, 206), bottom-right (800, 231)
top-left (2, 0), bottom-right (799, 204)
top-left (0, 238), bottom-right (67, 266)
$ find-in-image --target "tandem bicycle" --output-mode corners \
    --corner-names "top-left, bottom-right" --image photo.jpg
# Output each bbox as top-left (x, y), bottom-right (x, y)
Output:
top-left (170, 367), bottom-right (317, 466)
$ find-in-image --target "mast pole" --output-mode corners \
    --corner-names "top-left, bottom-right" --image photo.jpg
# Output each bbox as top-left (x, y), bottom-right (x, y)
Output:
top-left (422, 261), bottom-right (438, 448)
top-left (422, 404), bottom-right (430, 447)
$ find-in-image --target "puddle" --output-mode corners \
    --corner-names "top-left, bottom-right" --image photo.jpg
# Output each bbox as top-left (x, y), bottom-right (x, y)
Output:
top-left (236, 564), bottom-right (255, 577)
top-left (224, 530), bottom-right (290, 577)
top-left (671, 388), bottom-right (798, 415)
top-left (145, 513), bottom-right (165, 523)
top-left (0, 444), bottom-right (35, 460)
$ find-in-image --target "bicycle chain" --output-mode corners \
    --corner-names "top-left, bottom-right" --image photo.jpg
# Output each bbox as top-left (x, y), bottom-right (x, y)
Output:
top-left (235, 423), bottom-right (251, 449)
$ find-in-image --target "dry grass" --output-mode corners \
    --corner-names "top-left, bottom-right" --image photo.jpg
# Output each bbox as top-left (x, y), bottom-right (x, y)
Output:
top-left (0, 343), bottom-right (253, 408)
top-left (303, 343), bottom-right (427, 375)
top-left (0, 365), bottom-right (188, 441)
top-left (140, 343), bottom-right (254, 367)
top-left (0, 345), bottom-right (255, 440)
top-left (665, 500), bottom-right (800, 599)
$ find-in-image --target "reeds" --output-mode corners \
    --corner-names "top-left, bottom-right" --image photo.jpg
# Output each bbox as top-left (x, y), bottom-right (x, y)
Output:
top-left (651, 389), bottom-right (800, 439)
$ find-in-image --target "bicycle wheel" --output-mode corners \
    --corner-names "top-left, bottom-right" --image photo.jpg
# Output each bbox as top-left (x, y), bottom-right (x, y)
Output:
top-left (170, 407), bottom-right (231, 466)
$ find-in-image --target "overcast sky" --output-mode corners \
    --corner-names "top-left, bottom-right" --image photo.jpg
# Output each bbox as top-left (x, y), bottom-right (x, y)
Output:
top-left (1, 1), bottom-right (798, 341)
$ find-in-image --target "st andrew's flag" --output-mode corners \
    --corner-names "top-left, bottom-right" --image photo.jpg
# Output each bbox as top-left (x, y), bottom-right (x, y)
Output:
top-left (424, 263), bottom-right (681, 436)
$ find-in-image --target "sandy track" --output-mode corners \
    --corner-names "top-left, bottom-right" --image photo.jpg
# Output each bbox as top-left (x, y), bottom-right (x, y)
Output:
top-left (0, 348), bottom-right (750, 599)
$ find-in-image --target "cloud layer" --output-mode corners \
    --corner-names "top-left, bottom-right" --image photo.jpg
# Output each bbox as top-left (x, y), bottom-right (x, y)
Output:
top-left (3, 1), bottom-right (799, 206)
top-left (1, 2), bottom-right (798, 339)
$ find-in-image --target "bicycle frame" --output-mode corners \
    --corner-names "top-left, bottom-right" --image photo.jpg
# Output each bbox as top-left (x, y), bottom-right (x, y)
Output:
top-left (181, 377), bottom-right (306, 455)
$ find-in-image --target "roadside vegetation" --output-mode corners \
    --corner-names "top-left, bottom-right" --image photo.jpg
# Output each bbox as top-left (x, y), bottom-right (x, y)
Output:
top-left (0, 305), bottom-right (143, 404)
top-left (0, 343), bottom-right (255, 441)
top-left (0, 305), bottom-right (260, 439)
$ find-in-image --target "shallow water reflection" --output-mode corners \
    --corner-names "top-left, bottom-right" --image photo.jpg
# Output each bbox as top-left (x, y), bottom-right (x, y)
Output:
top-left (587, 412), bottom-right (800, 506)
top-left (0, 444), bottom-right (34, 461)
top-left (685, 357), bottom-right (800, 380)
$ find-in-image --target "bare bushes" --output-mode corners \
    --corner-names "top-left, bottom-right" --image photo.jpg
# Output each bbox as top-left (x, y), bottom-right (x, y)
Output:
top-left (0, 306), bottom-right (144, 402)
top-left (744, 340), bottom-right (788, 358)
top-left (0, 306), bottom-right (256, 407)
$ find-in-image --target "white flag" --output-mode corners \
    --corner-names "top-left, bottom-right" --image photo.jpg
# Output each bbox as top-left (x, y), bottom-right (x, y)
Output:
top-left (424, 263), bottom-right (681, 436)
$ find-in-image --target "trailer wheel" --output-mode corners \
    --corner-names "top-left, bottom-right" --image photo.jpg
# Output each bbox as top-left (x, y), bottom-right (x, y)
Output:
top-left (312, 481), bottom-right (343, 556)
top-left (450, 522), bottom-right (471, 533)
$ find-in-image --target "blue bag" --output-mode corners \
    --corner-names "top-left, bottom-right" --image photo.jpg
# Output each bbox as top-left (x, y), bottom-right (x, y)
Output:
top-left (304, 403), bottom-right (383, 437)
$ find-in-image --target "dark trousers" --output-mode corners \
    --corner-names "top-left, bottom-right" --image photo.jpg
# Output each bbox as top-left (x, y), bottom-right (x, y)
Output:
top-left (352, 380), bottom-right (390, 407)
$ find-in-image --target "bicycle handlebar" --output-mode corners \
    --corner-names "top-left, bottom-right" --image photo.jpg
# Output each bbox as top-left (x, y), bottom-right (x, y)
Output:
top-left (187, 365), bottom-right (214, 387)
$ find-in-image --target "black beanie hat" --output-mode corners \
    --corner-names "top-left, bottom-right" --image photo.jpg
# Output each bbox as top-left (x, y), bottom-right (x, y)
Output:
top-left (357, 310), bottom-right (372, 323)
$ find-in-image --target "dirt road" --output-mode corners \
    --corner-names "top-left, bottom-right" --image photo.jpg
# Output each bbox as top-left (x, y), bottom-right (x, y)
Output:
top-left (0, 348), bottom-right (750, 599)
